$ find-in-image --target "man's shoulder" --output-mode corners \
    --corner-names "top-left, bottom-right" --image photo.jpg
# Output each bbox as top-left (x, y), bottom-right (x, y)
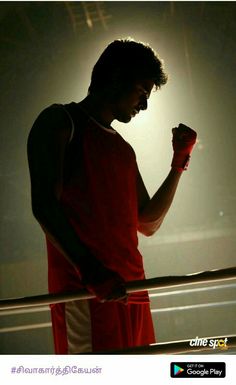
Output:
top-left (38, 101), bottom-right (79, 115)
top-left (33, 102), bottom-right (86, 126)
top-left (29, 103), bottom-right (78, 142)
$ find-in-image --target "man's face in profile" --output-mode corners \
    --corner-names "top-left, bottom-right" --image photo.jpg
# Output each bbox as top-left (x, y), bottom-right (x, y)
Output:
top-left (110, 78), bottom-right (154, 124)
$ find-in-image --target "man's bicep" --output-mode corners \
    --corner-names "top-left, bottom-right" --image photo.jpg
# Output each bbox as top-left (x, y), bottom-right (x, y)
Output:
top-left (27, 106), bottom-right (72, 204)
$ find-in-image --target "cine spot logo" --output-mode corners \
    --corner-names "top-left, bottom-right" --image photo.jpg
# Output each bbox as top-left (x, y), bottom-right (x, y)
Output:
top-left (170, 362), bottom-right (226, 378)
top-left (190, 336), bottom-right (228, 350)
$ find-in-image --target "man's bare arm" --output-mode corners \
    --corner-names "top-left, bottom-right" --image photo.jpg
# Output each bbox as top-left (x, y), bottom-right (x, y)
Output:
top-left (28, 106), bottom-right (89, 268)
top-left (137, 169), bottom-right (181, 236)
top-left (27, 105), bottom-right (127, 301)
top-left (137, 124), bottom-right (197, 236)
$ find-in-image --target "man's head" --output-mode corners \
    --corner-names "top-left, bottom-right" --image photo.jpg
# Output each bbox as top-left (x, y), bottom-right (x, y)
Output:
top-left (88, 38), bottom-right (168, 123)
top-left (89, 38), bottom-right (168, 97)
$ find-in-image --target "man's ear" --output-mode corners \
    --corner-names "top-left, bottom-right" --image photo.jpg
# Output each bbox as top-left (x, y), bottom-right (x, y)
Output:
top-left (109, 68), bottom-right (123, 90)
top-left (105, 68), bottom-right (129, 100)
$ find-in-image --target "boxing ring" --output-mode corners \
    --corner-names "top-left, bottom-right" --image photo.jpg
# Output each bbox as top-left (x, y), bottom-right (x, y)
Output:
top-left (1, 267), bottom-right (236, 354)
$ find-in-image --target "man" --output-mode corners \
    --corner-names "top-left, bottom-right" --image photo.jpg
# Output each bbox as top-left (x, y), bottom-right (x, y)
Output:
top-left (27, 38), bottom-right (197, 354)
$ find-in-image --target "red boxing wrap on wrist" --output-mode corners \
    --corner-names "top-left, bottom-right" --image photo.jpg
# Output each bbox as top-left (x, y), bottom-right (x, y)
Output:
top-left (171, 123), bottom-right (197, 172)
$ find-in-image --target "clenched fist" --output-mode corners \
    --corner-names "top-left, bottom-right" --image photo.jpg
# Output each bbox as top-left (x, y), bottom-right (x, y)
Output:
top-left (171, 123), bottom-right (197, 172)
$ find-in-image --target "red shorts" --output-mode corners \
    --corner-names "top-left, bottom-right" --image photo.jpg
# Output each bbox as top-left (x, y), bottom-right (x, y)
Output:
top-left (50, 298), bottom-right (156, 354)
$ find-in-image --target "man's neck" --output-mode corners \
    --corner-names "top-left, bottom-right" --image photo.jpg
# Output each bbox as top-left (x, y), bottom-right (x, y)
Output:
top-left (79, 94), bottom-right (114, 128)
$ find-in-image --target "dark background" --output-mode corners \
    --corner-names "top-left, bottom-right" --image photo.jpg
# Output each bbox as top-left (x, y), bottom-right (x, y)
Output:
top-left (0, 1), bottom-right (235, 265)
top-left (0, 1), bottom-right (235, 354)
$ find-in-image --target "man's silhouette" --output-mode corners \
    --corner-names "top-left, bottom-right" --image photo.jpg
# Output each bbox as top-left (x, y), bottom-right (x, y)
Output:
top-left (27, 38), bottom-right (197, 353)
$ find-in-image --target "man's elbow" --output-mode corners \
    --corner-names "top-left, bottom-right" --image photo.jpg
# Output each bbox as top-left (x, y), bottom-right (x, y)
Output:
top-left (139, 227), bottom-right (156, 237)
top-left (138, 219), bottom-right (163, 237)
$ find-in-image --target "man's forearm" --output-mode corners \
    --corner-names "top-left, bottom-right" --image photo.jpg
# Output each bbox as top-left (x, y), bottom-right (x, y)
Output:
top-left (138, 169), bottom-right (182, 235)
top-left (32, 196), bottom-right (96, 278)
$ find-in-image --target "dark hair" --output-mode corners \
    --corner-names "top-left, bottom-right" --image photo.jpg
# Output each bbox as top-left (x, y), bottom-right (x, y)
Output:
top-left (88, 38), bottom-right (168, 95)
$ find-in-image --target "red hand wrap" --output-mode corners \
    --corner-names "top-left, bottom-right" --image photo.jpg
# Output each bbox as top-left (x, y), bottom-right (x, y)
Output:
top-left (171, 123), bottom-right (197, 172)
